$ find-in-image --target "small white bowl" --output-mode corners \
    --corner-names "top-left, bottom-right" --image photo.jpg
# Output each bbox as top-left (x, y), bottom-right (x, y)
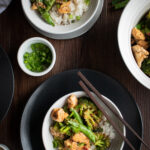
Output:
top-left (42, 91), bottom-right (126, 150)
top-left (118, 0), bottom-right (150, 89)
top-left (0, 144), bottom-right (9, 150)
top-left (17, 37), bottom-right (56, 77)
top-left (21, 0), bottom-right (104, 39)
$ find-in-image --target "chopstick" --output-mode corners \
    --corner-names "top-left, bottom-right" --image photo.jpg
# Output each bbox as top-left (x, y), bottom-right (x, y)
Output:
top-left (78, 71), bottom-right (150, 150)
top-left (78, 80), bottom-right (135, 150)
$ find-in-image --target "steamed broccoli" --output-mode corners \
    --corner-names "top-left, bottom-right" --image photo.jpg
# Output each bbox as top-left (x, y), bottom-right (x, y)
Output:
top-left (53, 138), bottom-right (63, 148)
top-left (78, 97), bottom-right (97, 116)
top-left (84, 109), bottom-right (99, 130)
top-left (95, 133), bottom-right (110, 150)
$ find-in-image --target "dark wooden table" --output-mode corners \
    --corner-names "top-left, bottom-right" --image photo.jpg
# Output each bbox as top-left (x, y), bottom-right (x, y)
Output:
top-left (0, 0), bottom-right (150, 149)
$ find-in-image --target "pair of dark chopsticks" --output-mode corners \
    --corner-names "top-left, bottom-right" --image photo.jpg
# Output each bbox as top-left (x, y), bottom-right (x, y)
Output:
top-left (78, 71), bottom-right (150, 150)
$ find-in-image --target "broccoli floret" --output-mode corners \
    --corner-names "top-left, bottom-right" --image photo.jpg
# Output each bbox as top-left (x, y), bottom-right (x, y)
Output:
top-left (53, 138), bottom-right (64, 148)
top-left (78, 97), bottom-right (97, 116)
top-left (60, 125), bottom-right (71, 136)
top-left (95, 133), bottom-right (111, 150)
top-left (84, 109), bottom-right (99, 130)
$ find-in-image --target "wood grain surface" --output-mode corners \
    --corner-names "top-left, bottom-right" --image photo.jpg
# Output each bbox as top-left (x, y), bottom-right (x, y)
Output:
top-left (0, 0), bottom-right (150, 150)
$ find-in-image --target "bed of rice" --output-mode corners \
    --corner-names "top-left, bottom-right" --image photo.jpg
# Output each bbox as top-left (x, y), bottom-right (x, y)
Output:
top-left (89, 116), bottom-right (116, 150)
top-left (50, 0), bottom-right (89, 25)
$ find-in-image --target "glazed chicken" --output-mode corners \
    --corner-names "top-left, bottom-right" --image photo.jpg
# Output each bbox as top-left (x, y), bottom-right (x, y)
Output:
top-left (51, 108), bottom-right (68, 122)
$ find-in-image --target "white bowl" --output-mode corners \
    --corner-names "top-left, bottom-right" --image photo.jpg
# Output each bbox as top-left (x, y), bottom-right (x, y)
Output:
top-left (21, 0), bottom-right (104, 39)
top-left (42, 91), bottom-right (126, 150)
top-left (17, 37), bottom-right (56, 77)
top-left (118, 0), bottom-right (150, 89)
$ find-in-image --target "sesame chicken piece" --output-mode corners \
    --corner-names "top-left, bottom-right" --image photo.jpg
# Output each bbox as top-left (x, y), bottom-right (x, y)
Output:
top-left (64, 139), bottom-right (78, 150)
top-left (72, 132), bottom-right (90, 148)
top-left (67, 94), bottom-right (78, 108)
top-left (31, 2), bottom-right (46, 10)
top-left (31, 2), bottom-right (38, 10)
top-left (132, 45), bottom-right (149, 67)
top-left (132, 27), bottom-right (146, 41)
top-left (50, 127), bottom-right (64, 139)
top-left (137, 40), bottom-right (149, 49)
top-left (51, 108), bottom-right (68, 122)
top-left (58, 1), bottom-right (71, 14)
top-left (36, 2), bottom-right (46, 9)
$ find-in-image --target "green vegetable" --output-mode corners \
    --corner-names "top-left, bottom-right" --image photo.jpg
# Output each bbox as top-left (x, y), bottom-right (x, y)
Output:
top-left (38, 8), bottom-right (55, 26)
top-left (70, 108), bottom-right (83, 124)
top-left (23, 43), bottom-right (52, 72)
top-left (76, 16), bottom-right (81, 21)
top-left (56, 4), bottom-right (61, 9)
top-left (85, 0), bottom-right (90, 5)
top-left (112, 0), bottom-right (129, 9)
top-left (36, 0), bottom-right (43, 2)
top-left (141, 57), bottom-right (150, 76)
top-left (60, 126), bottom-right (71, 135)
top-left (53, 138), bottom-right (63, 148)
top-left (68, 120), bottom-right (96, 143)
top-left (44, 0), bottom-right (56, 11)
top-left (146, 11), bottom-right (150, 20)
top-left (78, 97), bottom-right (97, 116)
top-left (69, 14), bottom-right (73, 19)
top-left (95, 133), bottom-right (110, 149)
top-left (30, 0), bottom-right (36, 3)
top-left (84, 109), bottom-right (101, 130)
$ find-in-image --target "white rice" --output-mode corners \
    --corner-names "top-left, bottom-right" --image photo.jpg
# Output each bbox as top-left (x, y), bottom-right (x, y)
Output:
top-left (99, 116), bottom-right (116, 140)
top-left (50, 0), bottom-right (89, 25)
top-left (89, 117), bottom-right (115, 150)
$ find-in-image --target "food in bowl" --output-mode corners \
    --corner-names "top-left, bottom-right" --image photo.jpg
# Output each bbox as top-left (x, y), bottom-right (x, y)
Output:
top-left (30, 0), bottom-right (90, 26)
top-left (131, 11), bottom-right (150, 76)
top-left (23, 43), bottom-right (52, 72)
top-left (50, 94), bottom-right (115, 150)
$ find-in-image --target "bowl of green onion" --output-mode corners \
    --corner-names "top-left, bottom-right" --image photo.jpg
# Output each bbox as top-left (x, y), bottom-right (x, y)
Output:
top-left (17, 37), bottom-right (56, 76)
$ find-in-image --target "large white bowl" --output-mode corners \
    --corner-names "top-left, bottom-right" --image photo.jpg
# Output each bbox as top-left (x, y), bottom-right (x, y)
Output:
top-left (42, 91), bottom-right (125, 150)
top-left (21, 0), bottom-right (104, 39)
top-left (118, 0), bottom-right (150, 89)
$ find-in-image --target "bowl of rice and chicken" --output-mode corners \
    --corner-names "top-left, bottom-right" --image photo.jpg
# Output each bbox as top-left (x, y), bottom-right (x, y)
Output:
top-left (42, 91), bottom-right (125, 150)
top-left (21, 0), bottom-right (104, 39)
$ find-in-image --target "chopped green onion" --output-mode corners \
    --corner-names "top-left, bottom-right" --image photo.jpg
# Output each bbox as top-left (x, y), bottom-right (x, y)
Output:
top-left (76, 16), bottom-right (81, 21)
top-left (69, 14), bottom-right (73, 19)
top-left (23, 43), bottom-right (52, 72)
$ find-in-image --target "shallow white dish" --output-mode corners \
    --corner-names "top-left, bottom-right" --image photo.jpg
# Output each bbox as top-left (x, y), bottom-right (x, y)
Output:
top-left (118, 0), bottom-right (150, 89)
top-left (42, 91), bottom-right (125, 150)
top-left (17, 37), bottom-right (56, 77)
top-left (21, 0), bottom-right (104, 39)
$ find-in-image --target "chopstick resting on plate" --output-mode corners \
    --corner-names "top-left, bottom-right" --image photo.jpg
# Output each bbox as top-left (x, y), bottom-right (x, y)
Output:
top-left (78, 71), bottom-right (150, 150)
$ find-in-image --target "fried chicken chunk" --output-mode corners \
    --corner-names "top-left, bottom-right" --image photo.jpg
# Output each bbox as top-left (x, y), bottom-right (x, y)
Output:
top-left (72, 132), bottom-right (90, 148)
top-left (51, 108), bottom-right (68, 122)
top-left (31, 2), bottom-right (46, 10)
top-left (58, 1), bottom-right (71, 14)
top-left (132, 45), bottom-right (149, 67)
top-left (137, 40), bottom-right (149, 49)
top-left (132, 27), bottom-right (146, 41)
top-left (64, 139), bottom-right (78, 150)
top-left (67, 94), bottom-right (78, 108)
